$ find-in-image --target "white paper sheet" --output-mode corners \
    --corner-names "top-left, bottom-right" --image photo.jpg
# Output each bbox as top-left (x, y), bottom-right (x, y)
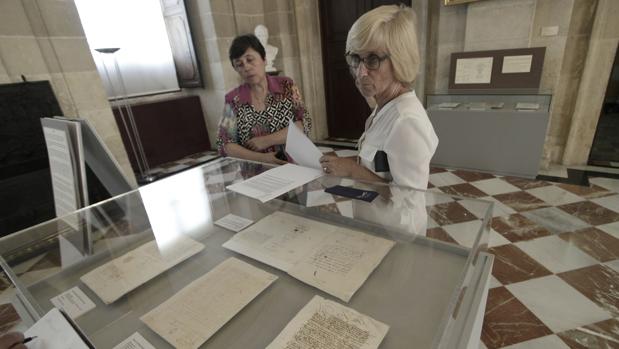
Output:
top-left (80, 236), bottom-right (204, 304)
top-left (437, 102), bottom-right (460, 109)
top-left (318, 146), bottom-right (334, 153)
top-left (50, 286), bottom-right (95, 319)
top-left (25, 308), bottom-right (90, 349)
top-left (215, 214), bottom-right (254, 232)
top-left (334, 149), bottom-right (359, 158)
top-left (266, 295), bottom-right (389, 349)
top-left (285, 119), bottom-right (323, 169)
top-left (223, 212), bottom-right (395, 302)
top-left (43, 127), bottom-right (80, 219)
top-left (502, 55), bottom-right (533, 73)
top-left (141, 257), bottom-right (277, 349)
top-left (112, 332), bottom-right (156, 349)
top-left (454, 57), bottom-right (493, 84)
top-left (226, 164), bottom-right (323, 203)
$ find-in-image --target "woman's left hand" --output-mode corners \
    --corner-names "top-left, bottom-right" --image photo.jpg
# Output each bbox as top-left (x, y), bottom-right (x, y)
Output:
top-left (319, 155), bottom-right (357, 177)
top-left (246, 136), bottom-right (273, 151)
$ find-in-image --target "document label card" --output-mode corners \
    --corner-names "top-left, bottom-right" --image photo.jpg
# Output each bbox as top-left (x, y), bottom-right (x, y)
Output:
top-left (50, 286), bottom-right (95, 319)
top-left (112, 333), bottom-right (156, 349)
top-left (215, 214), bottom-right (254, 232)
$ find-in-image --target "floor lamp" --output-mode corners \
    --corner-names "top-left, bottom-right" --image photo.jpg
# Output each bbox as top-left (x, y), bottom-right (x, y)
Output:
top-left (95, 48), bottom-right (155, 183)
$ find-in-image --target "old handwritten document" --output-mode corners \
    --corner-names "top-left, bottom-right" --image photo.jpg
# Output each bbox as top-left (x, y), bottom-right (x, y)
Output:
top-left (80, 235), bottom-right (205, 304)
top-left (141, 257), bottom-right (277, 349)
top-left (266, 295), bottom-right (389, 349)
top-left (223, 212), bottom-right (394, 302)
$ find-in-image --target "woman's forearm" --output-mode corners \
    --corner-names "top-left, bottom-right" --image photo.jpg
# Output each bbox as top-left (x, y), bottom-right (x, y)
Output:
top-left (262, 120), bottom-right (304, 147)
top-left (350, 164), bottom-right (388, 183)
top-left (224, 143), bottom-right (268, 162)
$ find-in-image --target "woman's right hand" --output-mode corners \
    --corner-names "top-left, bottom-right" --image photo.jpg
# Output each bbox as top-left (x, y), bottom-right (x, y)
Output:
top-left (0, 332), bottom-right (25, 349)
top-left (261, 152), bottom-right (287, 165)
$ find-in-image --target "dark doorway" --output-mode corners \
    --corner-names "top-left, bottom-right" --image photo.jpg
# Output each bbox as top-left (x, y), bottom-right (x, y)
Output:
top-left (589, 47), bottom-right (619, 167)
top-left (319, 0), bottom-right (409, 140)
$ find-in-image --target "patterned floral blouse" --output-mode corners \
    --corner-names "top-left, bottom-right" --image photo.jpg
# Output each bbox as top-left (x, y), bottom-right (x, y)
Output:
top-left (216, 75), bottom-right (312, 155)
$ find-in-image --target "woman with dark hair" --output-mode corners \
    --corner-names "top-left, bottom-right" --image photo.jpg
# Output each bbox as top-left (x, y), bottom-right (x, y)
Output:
top-left (216, 34), bottom-right (312, 164)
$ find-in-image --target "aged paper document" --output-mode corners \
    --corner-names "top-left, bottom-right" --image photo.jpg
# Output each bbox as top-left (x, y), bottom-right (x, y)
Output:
top-left (223, 212), bottom-right (395, 302)
top-left (80, 235), bottom-right (204, 304)
top-left (223, 211), bottom-right (332, 271)
top-left (50, 286), bottom-right (95, 319)
top-left (502, 55), bottom-right (533, 73)
top-left (141, 258), bottom-right (277, 349)
top-left (288, 226), bottom-right (395, 302)
top-left (454, 57), bottom-right (493, 84)
top-left (266, 295), bottom-right (389, 349)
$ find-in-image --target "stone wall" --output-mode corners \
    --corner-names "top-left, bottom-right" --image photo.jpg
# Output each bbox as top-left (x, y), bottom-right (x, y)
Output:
top-left (0, 0), bottom-right (136, 185)
top-left (427, 0), bottom-right (615, 168)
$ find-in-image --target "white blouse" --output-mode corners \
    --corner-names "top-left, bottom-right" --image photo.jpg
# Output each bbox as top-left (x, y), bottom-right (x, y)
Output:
top-left (358, 91), bottom-right (438, 190)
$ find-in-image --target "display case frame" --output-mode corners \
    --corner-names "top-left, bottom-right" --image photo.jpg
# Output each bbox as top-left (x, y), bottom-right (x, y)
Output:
top-left (0, 158), bottom-right (493, 348)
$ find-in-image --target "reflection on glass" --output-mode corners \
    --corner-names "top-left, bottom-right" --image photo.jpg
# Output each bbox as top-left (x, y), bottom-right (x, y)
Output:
top-left (139, 169), bottom-right (212, 251)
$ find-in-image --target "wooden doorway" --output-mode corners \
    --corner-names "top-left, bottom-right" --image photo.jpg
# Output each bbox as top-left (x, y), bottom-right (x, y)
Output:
top-left (319, 0), bottom-right (409, 140)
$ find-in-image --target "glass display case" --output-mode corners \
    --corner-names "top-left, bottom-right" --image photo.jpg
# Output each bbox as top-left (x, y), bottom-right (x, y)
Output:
top-left (426, 94), bottom-right (552, 113)
top-left (427, 94), bottom-right (552, 178)
top-left (0, 158), bottom-right (493, 349)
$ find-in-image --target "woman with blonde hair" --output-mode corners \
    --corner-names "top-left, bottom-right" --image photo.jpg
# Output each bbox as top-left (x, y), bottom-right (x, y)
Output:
top-left (320, 5), bottom-right (438, 190)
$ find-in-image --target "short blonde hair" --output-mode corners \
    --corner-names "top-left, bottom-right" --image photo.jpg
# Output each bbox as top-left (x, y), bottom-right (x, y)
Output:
top-left (346, 5), bottom-right (420, 87)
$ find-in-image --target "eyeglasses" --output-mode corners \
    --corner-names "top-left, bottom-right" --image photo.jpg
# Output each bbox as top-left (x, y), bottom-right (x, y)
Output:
top-left (345, 52), bottom-right (390, 70)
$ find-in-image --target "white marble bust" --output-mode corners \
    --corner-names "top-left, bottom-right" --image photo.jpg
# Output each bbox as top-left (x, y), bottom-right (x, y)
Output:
top-left (254, 24), bottom-right (278, 72)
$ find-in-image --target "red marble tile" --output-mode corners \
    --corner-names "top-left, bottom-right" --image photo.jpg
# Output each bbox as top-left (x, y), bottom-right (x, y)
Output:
top-left (482, 287), bottom-right (553, 348)
top-left (426, 227), bottom-right (458, 244)
top-left (439, 183), bottom-right (488, 198)
top-left (489, 244), bottom-right (552, 285)
top-left (558, 318), bottom-right (619, 349)
top-left (0, 270), bottom-right (10, 293)
top-left (27, 249), bottom-right (61, 272)
top-left (493, 191), bottom-right (551, 212)
top-left (557, 183), bottom-right (614, 199)
top-left (451, 169), bottom-right (495, 182)
top-left (491, 214), bottom-right (552, 242)
top-left (558, 264), bottom-right (619, 316)
top-left (559, 227), bottom-right (619, 262)
top-left (558, 201), bottom-right (619, 226)
top-left (430, 166), bottom-right (448, 174)
top-left (0, 303), bottom-right (21, 334)
top-left (427, 182), bottom-right (434, 189)
top-left (427, 201), bottom-right (477, 225)
top-left (502, 176), bottom-right (551, 190)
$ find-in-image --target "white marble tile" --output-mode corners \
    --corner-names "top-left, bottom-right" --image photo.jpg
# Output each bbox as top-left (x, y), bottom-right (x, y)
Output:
top-left (526, 185), bottom-right (584, 206)
top-left (426, 188), bottom-right (455, 206)
top-left (489, 275), bottom-right (502, 289)
top-left (427, 216), bottom-right (439, 228)
top-left (591, 194), bottom-right (619, 213)
top-left (502, 335), bottom-right (570, 349)
top-left (459, 196), bottom-right (515, 218)
top-left (471, 178), bottom-right (520, 196)
top-left (597, 221), bottom-right (619, 239)
top-left (515, 235), bottom-right (598, 273)
top-left (443, 221), bottom-right (509, 248)
top-left (589, 177), bottom-right (619, 193)
top-left (336, 200), bottom-right (353, 218)
top-left (429, 172), bottom-right (465, 187)
top-left (305, 190), bottom-right (335, 207)
top-left (507, 275), bottom-right (613, 332)
top-left (522, 207), bottom-right (590, 234)
top-left (604, 260), bottom-right (619, 273)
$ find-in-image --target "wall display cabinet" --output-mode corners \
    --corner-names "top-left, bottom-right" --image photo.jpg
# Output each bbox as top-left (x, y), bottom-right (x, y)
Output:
top-left (427, 94), bottom-right (552, 178)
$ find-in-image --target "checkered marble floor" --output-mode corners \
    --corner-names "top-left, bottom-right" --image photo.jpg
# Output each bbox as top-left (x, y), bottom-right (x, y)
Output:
top-left (424, 167), bottom-right (619, 349)
top-left (2, 161), bottom-right (619, 348)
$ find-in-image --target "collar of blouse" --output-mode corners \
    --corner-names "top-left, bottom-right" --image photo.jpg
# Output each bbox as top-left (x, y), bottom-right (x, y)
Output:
top-left (236, 75), bottom-right (284, 105)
